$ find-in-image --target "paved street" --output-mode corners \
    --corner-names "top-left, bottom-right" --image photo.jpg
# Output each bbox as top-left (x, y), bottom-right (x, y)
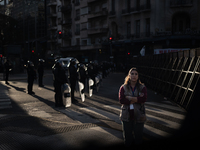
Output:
top-left (0, 70), bottom-right (189, 149)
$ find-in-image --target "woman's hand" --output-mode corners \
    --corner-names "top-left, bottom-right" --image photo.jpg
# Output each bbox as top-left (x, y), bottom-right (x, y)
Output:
top-left (126, 96), bottom-right (138, 103)
top-left (125, 96), bottom-right (132, 101)
top-left (139, 93), bottom-right (144, 97)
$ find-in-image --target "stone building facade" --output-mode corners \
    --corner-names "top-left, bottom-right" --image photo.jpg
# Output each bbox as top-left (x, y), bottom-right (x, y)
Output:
top-left (48, 0), bottom-right (200, 63)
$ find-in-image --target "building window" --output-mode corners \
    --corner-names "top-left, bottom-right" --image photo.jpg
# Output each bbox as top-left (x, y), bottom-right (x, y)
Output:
top-left (111, 0), bottom-right (115, 12)
top-left (172, 12), bottom-right (190, 34)
top-left (58, 6), bottom-right (61, 12)
top-left (126, 0), bottom-right (131, 12)
top-left (146, 0), bottom-right (150, 8)
top-left (127, 22), bottom-right (131, 38)
top-left (76, 38), bottom-right (80, 45)
top-left (75, 24), bottom-right (80, 35)
top-left (136, 20), bottom-right (140, 38)
top-left (75, 9), bottom-right (80, 20)
top-left (81, 22), bottom-right (87, 30)
top-left (136, 0), bottom-right (140, 11)
top-left (81, 39), bottom-right (87, 45)
top-left (75, 0), bottom-right (80, 6)
top-left (81, 7), bottom-right (88, 15)
top-left (111, 22), bottom-right (118, 38)
top-left (146, 18), bottom-right (150, 37)
top-left (76, 9), bottom-right (80, 17)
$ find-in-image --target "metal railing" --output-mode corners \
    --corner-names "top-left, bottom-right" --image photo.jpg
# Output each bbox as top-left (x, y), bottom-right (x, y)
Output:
top-left (131, 48), bottom-right (200, 110)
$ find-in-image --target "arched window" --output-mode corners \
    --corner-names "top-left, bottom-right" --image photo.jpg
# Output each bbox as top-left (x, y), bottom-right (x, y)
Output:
top-left (172, 12), bottom-right (190, 34)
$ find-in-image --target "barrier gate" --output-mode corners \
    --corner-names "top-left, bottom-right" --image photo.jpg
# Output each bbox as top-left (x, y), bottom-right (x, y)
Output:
top-left (131, 48), bottom-right (200, 111)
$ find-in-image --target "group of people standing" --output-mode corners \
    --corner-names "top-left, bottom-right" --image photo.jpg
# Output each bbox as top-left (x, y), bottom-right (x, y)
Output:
top-left (52, 59), bottom-right (113, 107)
top-left (3, 58), bottom-right (146, 147)
top-left (26, 59), bottom-right (44, 94)
top-left (2, 59), bottom-right (44, 95)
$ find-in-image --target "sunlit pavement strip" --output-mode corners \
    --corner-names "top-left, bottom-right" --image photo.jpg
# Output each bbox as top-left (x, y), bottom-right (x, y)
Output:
top-left (60, 100), bottom-right (187, 139)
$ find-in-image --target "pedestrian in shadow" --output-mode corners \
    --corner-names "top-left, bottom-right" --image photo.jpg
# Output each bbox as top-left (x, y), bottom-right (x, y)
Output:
top-left (38, 59), bottom-right (45, 87)
top-left (27, 61), bottom-right (37, 95)
top-left (69, 59), bottom-right (78, 103)
top-left (78, 63), bottom-right (87, 93)
top-left (4, 59), bottom-right (12, 85)
top-left (119, 67), bottom-right (147, 147)
top-left (53, 61), bottom-right (67, 107)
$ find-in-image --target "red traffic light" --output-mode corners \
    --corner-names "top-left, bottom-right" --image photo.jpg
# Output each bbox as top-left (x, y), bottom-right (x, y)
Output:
top-left (109, 37), bottom-right (112, 40)
top-left (59, 31), bottom-right (62, 34)
top-left (32, 50), bottom-right (34, 53)
top-left (0, 54), bottom-right (2, 57)
top-left (128, 52), bottom-right (130, 55)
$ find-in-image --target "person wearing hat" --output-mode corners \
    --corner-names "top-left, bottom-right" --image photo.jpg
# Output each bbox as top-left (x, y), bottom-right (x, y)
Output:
top-left (38, 59), bottom-right (45, 87)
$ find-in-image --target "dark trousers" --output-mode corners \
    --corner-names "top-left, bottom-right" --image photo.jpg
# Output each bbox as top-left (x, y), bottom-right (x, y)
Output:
top-left (54, 83), bottom-right (63, 106)
top-left (38, 74), bottom-right (43, 86)
top-left (70, 79), bottom-right (76, 101)
top-left (80, 79), bottom-right (86, 93)
top-left (122, 121), bottom-right (144, 146)
top-left (5, 72), bottom-right (9, 83)
top-left (28, 79), bottom-right (34, 93)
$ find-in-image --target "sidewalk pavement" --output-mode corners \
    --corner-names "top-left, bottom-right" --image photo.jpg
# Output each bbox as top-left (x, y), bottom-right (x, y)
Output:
top-left (0, 70), bottom-right (53, 81)
top-left (0, 71), bottom-right (197, 149)
top-left (0, 71), bottom-right (125, 150)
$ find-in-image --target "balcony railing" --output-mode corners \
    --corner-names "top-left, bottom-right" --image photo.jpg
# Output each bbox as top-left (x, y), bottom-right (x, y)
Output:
top-left (48, 13), bottom-right (57, 18)
top-left (114, 29), bottom-right (200, 41)
top-left (62, 32), bottom-right (72, 39)
top-left (48, 26), bottom-right (57, 30)
top-left (48, 0), bottom-right (57, 6)
top-left (88, 9), bottom-right (108, 19)
top-left (122, 4), bottom-right (151, 15)
top-left (170, 0), bottom-right (193, 7)
top-left (87, 0), bottom-right (98, 3)
top-left (81, 44), bottom-right (102, 50)
top-left (61, 5), bottom-right (72, 12)
top-left (62, 19), bottom-right (72, 25)
top-left (87, 27), bottom-right (108, 35)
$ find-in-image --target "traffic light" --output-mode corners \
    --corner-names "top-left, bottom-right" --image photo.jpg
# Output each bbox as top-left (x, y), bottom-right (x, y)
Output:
top-left (109, 37), bottom-right (113, 42)
top-left (0, 54), bottom-right (2, 58)
top-left (128, 52), bottom-right (130, 55)
top-left (32, 50), bottom-right (34, 53)
top-left (58, 31), bottom-right (62, 39)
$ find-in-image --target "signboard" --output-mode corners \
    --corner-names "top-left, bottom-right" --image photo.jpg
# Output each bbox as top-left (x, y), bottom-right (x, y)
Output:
top-left (154, 48), bottom-right (190, 54)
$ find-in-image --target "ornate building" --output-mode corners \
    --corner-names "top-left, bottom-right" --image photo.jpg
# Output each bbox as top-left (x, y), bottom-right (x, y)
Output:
top-left (48, 0), bottom-right (200, 63)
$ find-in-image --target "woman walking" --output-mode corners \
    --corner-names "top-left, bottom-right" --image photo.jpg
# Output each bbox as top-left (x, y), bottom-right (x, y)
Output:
top-left (119, 67), bottom-right (147, 147)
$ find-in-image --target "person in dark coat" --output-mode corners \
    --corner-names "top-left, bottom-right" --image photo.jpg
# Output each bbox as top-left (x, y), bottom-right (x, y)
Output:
top-left (38, 59), bottom-right (45, 87)
top-left (53, 61), bottom-right (67, 107)
top-left (69, 59), bottom-right (78, 103)
top-left (27, 61), bottom-right (37, 95)
top-left (79, 64), bottom-right (87, 93)
top-left (4, 59), bottom-right (12, 85)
